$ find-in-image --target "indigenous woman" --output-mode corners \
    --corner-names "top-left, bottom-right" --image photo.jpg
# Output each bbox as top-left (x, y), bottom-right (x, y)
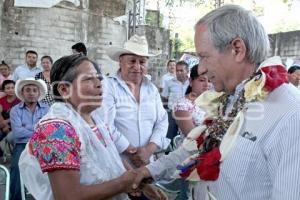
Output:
top-left (19, 54), bottom-right (166, 200)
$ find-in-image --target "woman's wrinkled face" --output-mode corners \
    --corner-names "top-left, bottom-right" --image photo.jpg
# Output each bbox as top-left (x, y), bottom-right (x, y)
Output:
top-left (41, 58), bottom-right (52, 72)
top-left (69, 60), bottom-right (103, 112)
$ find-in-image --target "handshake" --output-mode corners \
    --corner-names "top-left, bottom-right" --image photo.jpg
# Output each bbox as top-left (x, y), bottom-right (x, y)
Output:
top-left (119, 145), bottom-right (168, 200)
top-left (118, 166), bottom-right (168, 200)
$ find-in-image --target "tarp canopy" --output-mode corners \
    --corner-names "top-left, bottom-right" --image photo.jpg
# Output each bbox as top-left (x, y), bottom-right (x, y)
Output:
top-left (14, 0), bottom-right (80, 8)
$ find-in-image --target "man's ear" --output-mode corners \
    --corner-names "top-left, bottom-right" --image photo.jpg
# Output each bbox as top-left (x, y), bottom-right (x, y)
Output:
top-left (230, 38), bottom-right (247, 62)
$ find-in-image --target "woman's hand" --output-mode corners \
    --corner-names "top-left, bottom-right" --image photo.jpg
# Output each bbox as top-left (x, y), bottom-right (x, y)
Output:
top-left (119, 169), bottom-right (142, 193)
top-left (143, 184), bottom-right (168, 200)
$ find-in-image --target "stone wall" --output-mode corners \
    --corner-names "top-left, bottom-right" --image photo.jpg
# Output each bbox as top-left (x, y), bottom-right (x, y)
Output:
top-left (269, 30), bottom-right (300, 63)
top-left (0, 0), bottom-right (128, 75)
top-left (137, 25), bottom-right (170, 87)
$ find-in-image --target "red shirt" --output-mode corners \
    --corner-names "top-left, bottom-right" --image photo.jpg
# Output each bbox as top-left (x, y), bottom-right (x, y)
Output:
top-left (0, 96), bottom-right (21, 119)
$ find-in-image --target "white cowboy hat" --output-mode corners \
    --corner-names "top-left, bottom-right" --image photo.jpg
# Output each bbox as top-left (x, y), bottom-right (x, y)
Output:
top-left (106, 34), bottom-right (159, 61)
top-left (15, 78), bottom-right (48, 102)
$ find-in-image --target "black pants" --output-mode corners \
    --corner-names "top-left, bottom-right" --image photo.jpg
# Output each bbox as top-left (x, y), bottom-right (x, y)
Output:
top-left (166, 110), bottom-right (178, 148)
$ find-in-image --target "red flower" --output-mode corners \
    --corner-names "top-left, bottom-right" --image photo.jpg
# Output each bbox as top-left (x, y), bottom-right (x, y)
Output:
top-left (196, 135), bottom-right (204, 149)
top-left (261, 65), bottom-right (288, 92)
top-left (203, 118), bottom-right (213, 126)
top-left (196, 147), bottom-right (221, 181)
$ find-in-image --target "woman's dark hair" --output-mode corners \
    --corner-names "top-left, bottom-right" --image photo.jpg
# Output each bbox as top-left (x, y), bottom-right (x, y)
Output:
top-left (2, 80), bottom-right (15, 90)
top-left (41, 55), bottom-right (53, 64)
top-left (185, 64), bottom-right (199, 95)
top-left (51, 54), bottom-right (90, 102)
top-left (0, 60), bottom-right (10, 69)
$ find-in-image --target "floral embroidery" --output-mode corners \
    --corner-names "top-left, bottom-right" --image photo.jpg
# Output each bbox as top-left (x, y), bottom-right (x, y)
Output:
top-left (29, 119), bottom-right (81, 172)
top-left (173, 97), bottom-right (206, 127)
top-left (177, 65), bottom-right (288, 181)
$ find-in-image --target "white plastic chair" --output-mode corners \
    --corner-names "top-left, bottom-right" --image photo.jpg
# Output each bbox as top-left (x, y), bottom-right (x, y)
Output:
top-left (0, 164), bottom-right (10, 200)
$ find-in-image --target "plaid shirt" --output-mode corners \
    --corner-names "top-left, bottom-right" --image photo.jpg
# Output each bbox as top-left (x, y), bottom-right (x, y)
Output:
top-left (35, 72), bottom-right (54, 106)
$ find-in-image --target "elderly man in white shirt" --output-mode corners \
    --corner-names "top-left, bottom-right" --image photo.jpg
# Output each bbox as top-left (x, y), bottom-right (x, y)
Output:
top-left (102, 35), bottom-right (169, 172)
top-left (133, 5), bottom-right (300, 200)
top-left (12, 50), bottom-right (41, 81)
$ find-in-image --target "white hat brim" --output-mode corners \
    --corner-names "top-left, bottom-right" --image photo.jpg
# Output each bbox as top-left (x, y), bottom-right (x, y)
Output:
top-left (15, 79), bottom-right (48, 102)
top-left (106, 47), bottom-right (157, 62)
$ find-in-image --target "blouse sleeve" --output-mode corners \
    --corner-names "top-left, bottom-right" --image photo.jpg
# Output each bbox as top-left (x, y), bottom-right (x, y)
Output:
top-left (173, 98), bottom-right (192, 112)
top-left (29, 119), bottom-right (81, 173)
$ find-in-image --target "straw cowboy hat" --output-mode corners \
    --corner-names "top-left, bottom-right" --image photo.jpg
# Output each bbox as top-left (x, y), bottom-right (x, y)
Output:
top-left (106, 34), bottom-right (159, 61)
top-left (15, 78), bottom-right (48, 102)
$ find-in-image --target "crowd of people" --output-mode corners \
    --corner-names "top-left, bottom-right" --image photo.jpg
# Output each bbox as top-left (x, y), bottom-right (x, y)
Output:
top-left (0, 4), bottom-right (300, 200)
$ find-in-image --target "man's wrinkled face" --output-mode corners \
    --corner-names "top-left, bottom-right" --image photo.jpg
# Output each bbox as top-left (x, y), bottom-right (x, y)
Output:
top-left (119, 54), bottom-right (148, 84)
top-left (195, 24), bottom-right (236, 93)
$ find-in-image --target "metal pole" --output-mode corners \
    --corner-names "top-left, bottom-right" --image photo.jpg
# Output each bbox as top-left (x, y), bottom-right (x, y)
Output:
top-left (133, 0), bottom-right (137, 35)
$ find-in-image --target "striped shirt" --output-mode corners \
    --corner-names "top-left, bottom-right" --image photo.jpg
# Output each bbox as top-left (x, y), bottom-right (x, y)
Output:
top-left (147, 83), bottom-right (300, 200)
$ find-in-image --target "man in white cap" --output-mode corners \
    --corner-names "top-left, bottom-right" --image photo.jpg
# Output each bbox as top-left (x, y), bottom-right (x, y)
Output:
top-left (9, 78), bottom-right (49, 200)
top-left (102, 35), bottom-right (169, 180)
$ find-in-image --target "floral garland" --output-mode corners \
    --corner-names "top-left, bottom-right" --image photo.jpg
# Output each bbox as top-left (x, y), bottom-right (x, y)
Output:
top-left (176, 64), bottom-right (288, 181)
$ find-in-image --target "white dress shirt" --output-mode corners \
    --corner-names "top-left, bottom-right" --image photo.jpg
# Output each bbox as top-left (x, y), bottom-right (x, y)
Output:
top-left (12, 64), bottom-right (41, 81)
top-left (147, 83), bottom-right (300, 200)
top-left (160, 72), bottom-right (176, 89)
top-left (100, 73), bottom-right (170, 152)
top-left (161, 78), bottom-right (189, 110)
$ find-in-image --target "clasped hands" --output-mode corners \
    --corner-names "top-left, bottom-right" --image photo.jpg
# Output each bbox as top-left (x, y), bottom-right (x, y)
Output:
top-left (121, 145), bottom-right (167, 199)
top-left (120, 166), bottom-right (167, 200)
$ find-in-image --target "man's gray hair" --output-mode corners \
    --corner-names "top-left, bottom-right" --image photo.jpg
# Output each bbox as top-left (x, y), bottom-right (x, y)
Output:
top-left (195, 4), bottom-right (270, 66)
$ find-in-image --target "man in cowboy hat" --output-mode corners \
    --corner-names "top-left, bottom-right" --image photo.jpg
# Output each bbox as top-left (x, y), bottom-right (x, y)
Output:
top-left (9, 78), bottom-right (49, 200)
top-left (101, 34), bottom-right (169, 180)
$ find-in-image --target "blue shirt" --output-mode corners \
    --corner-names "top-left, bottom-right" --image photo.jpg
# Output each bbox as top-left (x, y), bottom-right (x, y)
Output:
top-left (10, 102), bottom-right (49, 143)
top-left (161, 78), bottom-right (189, 110)
top-left (12, 64), bottom-right (42, 81)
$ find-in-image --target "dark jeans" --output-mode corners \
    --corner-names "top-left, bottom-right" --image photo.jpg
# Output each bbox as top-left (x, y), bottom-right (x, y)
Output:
top-left (166, 110), bottom-right (178, 148)
top-left (10, 143), bottom-right (26, 200)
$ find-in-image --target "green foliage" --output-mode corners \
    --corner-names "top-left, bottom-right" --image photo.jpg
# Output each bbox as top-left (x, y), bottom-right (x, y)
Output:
top-left (145, 10), bottom-right (164, 27)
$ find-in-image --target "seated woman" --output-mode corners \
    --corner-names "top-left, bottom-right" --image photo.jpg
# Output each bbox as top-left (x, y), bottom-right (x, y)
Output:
top-left (19, 54), bottom-right (166, 200)
top-left (0, 61), bottom-right (13, 97)
top-left (0, 80), bottom-right (20, 141)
